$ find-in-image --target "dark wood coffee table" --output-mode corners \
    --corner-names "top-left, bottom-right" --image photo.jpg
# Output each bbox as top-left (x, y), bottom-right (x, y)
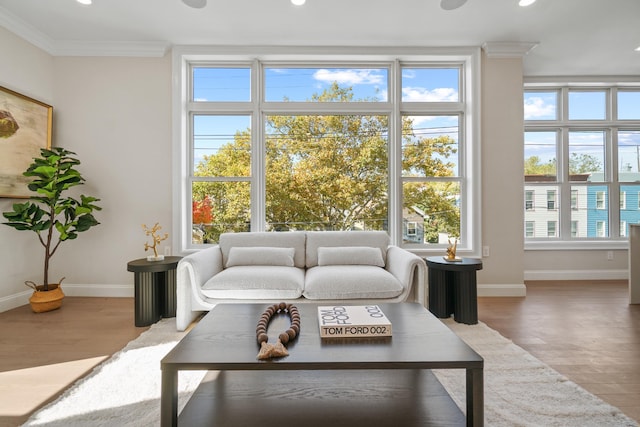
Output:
top-left (161, 303), bottom-right (484, 427)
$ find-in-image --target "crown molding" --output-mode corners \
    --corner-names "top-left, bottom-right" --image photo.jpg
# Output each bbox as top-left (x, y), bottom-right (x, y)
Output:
top-left (0, 5), bottom-right (55, 53)
top-left (0, 6), bottom-right (168, 57)
top-left (51, 40), bottom-right (169, 57)
top-left (482, 41), bottom-right (538, 58)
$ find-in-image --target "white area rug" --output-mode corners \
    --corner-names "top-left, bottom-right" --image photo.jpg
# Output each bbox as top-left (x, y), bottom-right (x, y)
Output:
top-left (23, 317), bottom-right (638, 426)
top-left (436, 319), bottom-right (637, 427)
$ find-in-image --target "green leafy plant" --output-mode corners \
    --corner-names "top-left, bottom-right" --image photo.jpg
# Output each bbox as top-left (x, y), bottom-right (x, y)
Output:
top-left (3, 147), bottom-right (101, 291)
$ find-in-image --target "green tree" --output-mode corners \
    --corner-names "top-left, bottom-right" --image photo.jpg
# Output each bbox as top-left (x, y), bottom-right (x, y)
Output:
top-left (193, 84), bottom-right (459, 243)
top-left (524, 155), bottom-right (556, 176)
top-left (524, 153), bottom-right (601, 177)
top-left (401, 117), bottom-right (459, 243)
top-left (569, 153), bottom-right (601, 174)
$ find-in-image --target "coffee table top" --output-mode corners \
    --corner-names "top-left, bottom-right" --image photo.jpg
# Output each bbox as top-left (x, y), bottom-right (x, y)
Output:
top-left (162, 303), bottom-right (483, 371)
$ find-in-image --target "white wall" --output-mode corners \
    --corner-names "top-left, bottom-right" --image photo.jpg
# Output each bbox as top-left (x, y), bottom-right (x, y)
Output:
top-left (477, 55), bottom-right (526, 296)
top-left (0, 28), bottom-right (628, 311)
top-left (0, 28), bottom-right (55, 309)
top-left (50, 55), bottom-right (173, 292)
top-left (0, 27), bottom-right (172, 309)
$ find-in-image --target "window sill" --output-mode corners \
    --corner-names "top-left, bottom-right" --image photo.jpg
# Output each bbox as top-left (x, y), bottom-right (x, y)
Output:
top-left (525, 240), bottom-right (629, 251)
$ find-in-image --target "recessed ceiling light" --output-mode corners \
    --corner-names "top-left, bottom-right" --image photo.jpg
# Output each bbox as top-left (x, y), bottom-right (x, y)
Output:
top-left (291, 0), bottom-right (306, 5)
top-left (519, 0), bottom-right (537, 6)
top-left (440, 0), bottom-right (467, 10)
top-left (635, 46), bottom-right (640, 52)
top-left (77, 0), bottom-right (92, 5)
top-left (182, 0), bottom-right (207, 8)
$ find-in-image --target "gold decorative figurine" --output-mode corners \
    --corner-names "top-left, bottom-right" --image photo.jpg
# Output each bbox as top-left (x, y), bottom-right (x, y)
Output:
top-left (143, 223), bottom-right (168, 261)
top-left (445, 237), bottom-right (461, 261)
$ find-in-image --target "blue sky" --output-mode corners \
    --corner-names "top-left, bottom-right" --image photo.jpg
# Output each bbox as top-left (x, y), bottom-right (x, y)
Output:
top-left (524, 91), bottom-right (640, 173)
top-left (191, 66), bottom-right (460, 169)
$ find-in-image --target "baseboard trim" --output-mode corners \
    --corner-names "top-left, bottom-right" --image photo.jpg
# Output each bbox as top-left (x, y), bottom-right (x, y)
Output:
top-left (478, 283), bottom-right (527, 297)
top-left (524, 269), bottom-right (628, 281)
top-left (0, 290), bottom-right (32, 313)
top-left (61, 283), bottom-right (134, 298)
top-left (0, 284), bottom-right (134, 313)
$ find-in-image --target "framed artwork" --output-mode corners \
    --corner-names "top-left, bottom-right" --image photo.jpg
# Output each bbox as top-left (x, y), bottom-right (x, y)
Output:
top-left (0, 85), bottom-right (52, 198)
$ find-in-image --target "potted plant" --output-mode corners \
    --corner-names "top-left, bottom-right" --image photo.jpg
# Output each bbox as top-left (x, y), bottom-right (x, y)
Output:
top-left (2, 147), bottom-right (101, 312)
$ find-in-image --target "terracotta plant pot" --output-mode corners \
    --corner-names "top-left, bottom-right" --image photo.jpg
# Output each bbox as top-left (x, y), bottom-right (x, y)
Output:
top-left (29, 284), bottom-right (65, 313)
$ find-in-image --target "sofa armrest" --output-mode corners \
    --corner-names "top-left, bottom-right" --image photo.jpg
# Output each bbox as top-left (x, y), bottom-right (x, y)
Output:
top-left (176, 245), bottom-right (223, 331)
top-left (385, 245), bottom-right (427, 306)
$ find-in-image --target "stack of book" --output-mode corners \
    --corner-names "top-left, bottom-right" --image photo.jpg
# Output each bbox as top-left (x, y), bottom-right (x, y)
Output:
top-left (317, 305), bottom-right (392, 338)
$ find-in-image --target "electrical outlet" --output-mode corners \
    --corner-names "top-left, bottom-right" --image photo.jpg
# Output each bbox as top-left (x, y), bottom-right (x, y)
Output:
top-left (607, 250), bottom-right (613, 261)
top-left (164, 246), bottom-right (172, 256)
top-left (482, 246), bottom-right (490, 257)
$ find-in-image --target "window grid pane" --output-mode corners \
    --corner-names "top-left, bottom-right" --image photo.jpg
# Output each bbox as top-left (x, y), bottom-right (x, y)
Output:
top-left (184, 55), bottom-right (473, 249)
top-left (193, 67), bottom-right (251, 102)
top-left (618, 91), bottom-right (640, 120)
top-left (524, 91), bottom-right (558, 121)
top-left (525, 85), bottom-right (638, 242)
top-left (524, 184), bottom-right (559, 239)
top-left (401, 68), bottom-right (460, 102)
top-left (524, 131), bottom-right (557, 181)
top-left (402, 115), bottom-right (459, 177)
top-left (264, 67), bottom-right (388, 102)
top-left (265, 114), bottom-right (389, 231)
top-left (568, 91), bottom-right (606, 120)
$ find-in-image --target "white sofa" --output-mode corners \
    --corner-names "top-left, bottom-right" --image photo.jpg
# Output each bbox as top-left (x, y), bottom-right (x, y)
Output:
top-left (176, 230), bottom-right (426, 331)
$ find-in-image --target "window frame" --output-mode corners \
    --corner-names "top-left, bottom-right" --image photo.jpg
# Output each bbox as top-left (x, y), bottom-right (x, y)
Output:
top-left (524, 81), bottom-right (640, 250)
top-left (173, 47), bottom-right (481, 255)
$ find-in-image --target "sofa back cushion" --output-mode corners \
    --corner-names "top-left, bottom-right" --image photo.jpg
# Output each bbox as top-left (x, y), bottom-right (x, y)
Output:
top-left (317, 246), bottom-right (385, 267)
top-left (226, 246), bottom-right (295, 267)
top-left (219, 232), bottom-right (306, 268)
top-left (305, 231), bottom-right (389, 268)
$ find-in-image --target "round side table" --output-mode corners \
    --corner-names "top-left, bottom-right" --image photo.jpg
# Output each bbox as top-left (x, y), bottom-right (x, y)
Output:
top-left (127, 256), bottom-right (182, 327)
top-left (425, 256), bottom-right (483, 325)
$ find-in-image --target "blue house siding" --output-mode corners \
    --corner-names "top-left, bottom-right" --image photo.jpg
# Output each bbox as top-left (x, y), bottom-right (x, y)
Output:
top-left (586, 183), bottom-right (640, 237)
top-left (586, 186), bottom-right (609, 237)
top-left (621, 184), bottom-right (640, 235)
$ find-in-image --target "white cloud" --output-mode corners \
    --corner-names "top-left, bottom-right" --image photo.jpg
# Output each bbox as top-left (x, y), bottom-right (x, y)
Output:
top-left (402, 87), bottom-right (458, 102)
top-left (313, 69), bottom-right (384, 85)
top-left (524, 96), bottom-right (556, 119)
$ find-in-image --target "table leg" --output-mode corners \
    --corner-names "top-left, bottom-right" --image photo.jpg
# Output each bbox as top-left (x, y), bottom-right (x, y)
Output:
top-left (134, 272), bottom-right (161, 327)
top-left (466, 367), bottom-right (484, 427)
top-left (161, 269), bottom-right (177, 318)
top-left (453, 271), bottom-right (478, 324)
top-left (428, 268), bottom-right (453, 318)
top-left (161, 368), bottom-right (178, 427)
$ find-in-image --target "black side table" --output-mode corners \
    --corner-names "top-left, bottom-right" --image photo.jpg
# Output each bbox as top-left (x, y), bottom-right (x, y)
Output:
top-left (127, 256), bottom-right (182, 327)
top-left (425, 256), bottom-right (483, 325)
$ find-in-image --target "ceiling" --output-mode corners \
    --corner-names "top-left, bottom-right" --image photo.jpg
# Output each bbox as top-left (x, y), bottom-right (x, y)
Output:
top-left (0, 0), bottom-right (639, 77)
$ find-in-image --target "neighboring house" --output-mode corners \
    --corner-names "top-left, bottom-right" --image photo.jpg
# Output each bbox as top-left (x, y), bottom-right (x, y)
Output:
top-left (587, 172), bottom-right (640, 238)
top-left (525, 173), bottom-right (640, 239)
top-left (402, 206), bottom-right (425, 244)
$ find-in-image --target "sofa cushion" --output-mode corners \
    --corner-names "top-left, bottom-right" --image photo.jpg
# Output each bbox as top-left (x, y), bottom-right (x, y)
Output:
top-left (303, 265), bottom-right (403, 300)
top-left (219, 231), bottom-right (306, 268)
top-left (317, 246), bottom-right (385, 267)
top-left (305, 231), bottom-right (389, 268)
top-left (202, 266), bottom-right (304, 299)
top-left (226, 246), bottom-right (295, 267)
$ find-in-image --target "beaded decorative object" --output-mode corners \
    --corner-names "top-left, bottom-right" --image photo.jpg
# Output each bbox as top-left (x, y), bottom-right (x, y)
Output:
top-left (256, 302), bottom-right (300, 360)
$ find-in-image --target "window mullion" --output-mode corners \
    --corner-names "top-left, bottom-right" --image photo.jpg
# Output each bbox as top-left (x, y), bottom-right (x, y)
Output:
top-left (252, 59), bottom-right (265, 232)
top-left (389, 59), bottom-right (401, 246)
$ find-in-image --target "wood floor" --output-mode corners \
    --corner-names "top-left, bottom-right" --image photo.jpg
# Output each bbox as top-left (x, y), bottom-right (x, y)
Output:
top-left (478, 280), bottom-right (640, 423)
top-left (0, 297), bottom-right (148, 427)
top-left (0, 281), bottom-right (638, 426)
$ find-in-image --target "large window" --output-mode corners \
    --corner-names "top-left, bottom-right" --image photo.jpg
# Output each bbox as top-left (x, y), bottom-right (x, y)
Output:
top-left (524, 85), bottom-right (640, 245)
top-left (175, 48), bottom-right (479, 253)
